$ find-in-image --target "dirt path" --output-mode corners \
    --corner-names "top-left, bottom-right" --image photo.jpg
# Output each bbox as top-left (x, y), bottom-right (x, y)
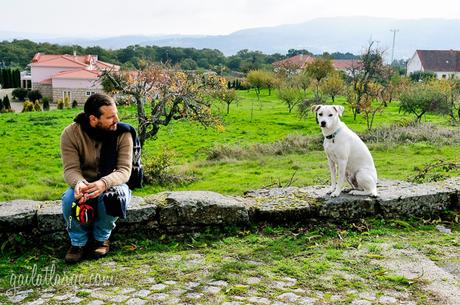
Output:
top-left (378, 244), bottom-right (460, 305)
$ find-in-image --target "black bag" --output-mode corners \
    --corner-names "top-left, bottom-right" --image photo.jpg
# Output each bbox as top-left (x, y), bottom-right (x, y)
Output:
top-left (103, 186), bottom-right (128, 219)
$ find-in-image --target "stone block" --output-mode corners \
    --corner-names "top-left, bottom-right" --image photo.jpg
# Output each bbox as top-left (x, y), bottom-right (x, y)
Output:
top-left (37, 200), bottom-right (65, 232)
top-left (0, 200), bottom-right (39, 231)
top-left (157, 191), bottom-right (250, 227)
top-left (119, 196), bottom-right (157, 227)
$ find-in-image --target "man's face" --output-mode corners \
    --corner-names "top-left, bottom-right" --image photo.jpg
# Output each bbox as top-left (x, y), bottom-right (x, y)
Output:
top-left (91, 104), bottom-right (119, 131)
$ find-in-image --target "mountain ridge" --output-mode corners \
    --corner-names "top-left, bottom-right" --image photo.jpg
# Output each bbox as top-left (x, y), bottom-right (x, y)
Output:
top-left (1, 16), bottom-right (460, 59)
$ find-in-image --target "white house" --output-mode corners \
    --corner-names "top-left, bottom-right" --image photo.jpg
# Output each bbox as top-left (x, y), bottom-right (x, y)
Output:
top-left (406, 50), bottom-right (460, 79)
top-left (30, 52), bottom-right (119, 104)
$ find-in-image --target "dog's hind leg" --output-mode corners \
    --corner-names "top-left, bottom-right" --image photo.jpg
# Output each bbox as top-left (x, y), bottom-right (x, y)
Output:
top-left (349, 170), bottom-right (378, 197)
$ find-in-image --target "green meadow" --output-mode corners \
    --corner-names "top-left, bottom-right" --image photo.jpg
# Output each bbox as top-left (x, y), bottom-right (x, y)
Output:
top-left (0, 89), bottom-right (459, 202)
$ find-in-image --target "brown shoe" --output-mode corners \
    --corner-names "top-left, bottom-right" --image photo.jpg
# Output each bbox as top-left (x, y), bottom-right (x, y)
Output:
top-left (93, 240), bottom-right (110, 258)
top-left (65, 246), bottom-right (85, 264)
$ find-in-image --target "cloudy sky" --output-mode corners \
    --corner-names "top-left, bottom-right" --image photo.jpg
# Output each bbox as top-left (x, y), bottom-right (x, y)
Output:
top-left (2, 0), bottom-right (460, 37)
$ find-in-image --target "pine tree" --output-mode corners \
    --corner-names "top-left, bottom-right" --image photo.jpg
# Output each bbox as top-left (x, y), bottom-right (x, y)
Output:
top-left (1, 69), bottom-right (8, 88)
top-left (14, 69), bottom-right (21, 88)
top-left (3, 95), bottom-right (11, 110)
top-left (7, 69), bottom-right (13, 88)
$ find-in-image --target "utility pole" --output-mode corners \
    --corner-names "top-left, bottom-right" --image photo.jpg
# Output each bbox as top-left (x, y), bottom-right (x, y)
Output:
top-left (390, 29), bottom-right (399, 64)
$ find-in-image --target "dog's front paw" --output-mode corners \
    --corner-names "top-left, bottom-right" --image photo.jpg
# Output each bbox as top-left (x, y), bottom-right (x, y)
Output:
top-left (330, 190), bottom-right (341, 197)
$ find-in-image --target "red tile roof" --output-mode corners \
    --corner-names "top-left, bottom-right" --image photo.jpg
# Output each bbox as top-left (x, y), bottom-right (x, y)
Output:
top-left (332, 59), bottom-right (362, 70)
top-left (31, 55), bottom-right (88, 68)
top-left (95, 60), bottom-right (120, 71)
top-left (31, 53), bottom-right (120, 71)
top-left (273, 54), bottom-right (315, 69)
top-left (273, 55), bottom-right (361, 71)
top-left (39, 78), bottom-right (52, 85)
top-left (52, 69), bottom-right (100, 79)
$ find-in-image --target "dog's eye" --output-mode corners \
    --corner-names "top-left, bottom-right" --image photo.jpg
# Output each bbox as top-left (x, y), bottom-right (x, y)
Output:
top-left (318, 113), bottom-right (323, 116)
top-left (328, 114), bottom-right (333, 117)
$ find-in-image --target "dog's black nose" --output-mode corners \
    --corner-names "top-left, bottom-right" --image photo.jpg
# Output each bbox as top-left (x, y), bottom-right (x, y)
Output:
top-left (320, 121), bottom-right (326, 127)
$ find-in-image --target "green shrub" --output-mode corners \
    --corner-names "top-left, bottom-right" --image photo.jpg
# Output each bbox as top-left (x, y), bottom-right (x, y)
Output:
top-left (72, 99), bottom-right (78, 108)
top-left (42, 97), bottom-right (50, 111)
top-left (64, 96), bottom-right (70, 108)
top-left (22, 100), bottom-right (34, 112)
top-left (12, 88), bottom-right (28, 101)
top-left (27, 90), bottom-right (42, 102)
top-left (143, 149), bottom-right (196, 186)
top-left (2, 95), bottom-right (12, 112)
top-left (56, 99), bottom-right (64, 109)
top-left (33, 100), bottom-right (42, 112)
top-left (409, 71), bottom-right (436, 82)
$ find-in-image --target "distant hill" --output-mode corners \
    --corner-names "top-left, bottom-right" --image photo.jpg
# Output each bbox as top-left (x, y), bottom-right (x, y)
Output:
top-left (2, 17), bottom-right (460, 59)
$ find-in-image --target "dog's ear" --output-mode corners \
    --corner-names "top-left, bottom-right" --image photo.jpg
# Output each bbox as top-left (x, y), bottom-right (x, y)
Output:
top-left (311, 105), bottom-right (322, 113)
top-left (333, 105), bottom-right (345, 117)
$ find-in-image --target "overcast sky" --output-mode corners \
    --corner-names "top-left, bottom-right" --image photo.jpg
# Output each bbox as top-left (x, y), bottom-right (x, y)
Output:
top-left (2, 0), bottom-right (460, 37)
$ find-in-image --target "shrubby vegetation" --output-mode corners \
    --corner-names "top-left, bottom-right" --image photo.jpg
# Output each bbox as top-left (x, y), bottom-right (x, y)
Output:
top-left (0, 39), bottom-right (359, 73)
top-left (0, 68), bottom-right (21, 88)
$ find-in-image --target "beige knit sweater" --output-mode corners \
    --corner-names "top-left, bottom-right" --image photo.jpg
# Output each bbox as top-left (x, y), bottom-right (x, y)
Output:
top-left (60, 123), bottom-right (133, 189)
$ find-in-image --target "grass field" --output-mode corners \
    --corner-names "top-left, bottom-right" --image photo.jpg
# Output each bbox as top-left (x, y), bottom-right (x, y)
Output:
top-left (0, 89), bottom-right (459, 201)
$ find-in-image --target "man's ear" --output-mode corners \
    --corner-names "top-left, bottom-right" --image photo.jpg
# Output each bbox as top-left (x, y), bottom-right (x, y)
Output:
top-left (333, 105), bottom-right (345, 117)
top-left (88, 114), bottom-right (98, 126)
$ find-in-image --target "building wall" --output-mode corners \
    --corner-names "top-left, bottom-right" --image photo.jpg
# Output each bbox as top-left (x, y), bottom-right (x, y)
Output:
top-left (406, 52), bottom-right (423, 76)
top-left (52, 87), bottom-right (104, 104)
top-left (31, 66), bottom-right (80, 83)
top-left (32, 83), bottom-right (52, 101)
top-left (433, 71), bottom-right (460, 79)
top-left (52, 78), bottom-right (102, 89)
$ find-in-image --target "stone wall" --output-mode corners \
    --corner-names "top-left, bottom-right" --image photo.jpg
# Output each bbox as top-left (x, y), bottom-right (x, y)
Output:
top-left (32, 83), bottom-right (52, 101)
top-left (0, 88), bottom-right (14, 100)
top-left (52, 87), bottom-right (105, 105)
top-left (1, 178), bottom-right (459, 244)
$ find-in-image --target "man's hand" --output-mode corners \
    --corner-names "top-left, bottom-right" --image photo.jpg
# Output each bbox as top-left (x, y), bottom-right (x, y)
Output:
top-left (74, 180), bottom-right (88, 202)
top-left (82, 180), bottom-right (107, 200)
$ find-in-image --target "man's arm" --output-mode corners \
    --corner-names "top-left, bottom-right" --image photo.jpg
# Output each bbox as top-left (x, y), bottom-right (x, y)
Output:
top-left (60, 127), bottom-right (86, 188)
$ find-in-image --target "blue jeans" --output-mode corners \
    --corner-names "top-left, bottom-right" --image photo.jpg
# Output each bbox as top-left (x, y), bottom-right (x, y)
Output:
top-left (61, 184), bottom-right (131, 247)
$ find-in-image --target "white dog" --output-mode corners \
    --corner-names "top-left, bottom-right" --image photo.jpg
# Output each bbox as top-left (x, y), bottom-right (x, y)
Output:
top-left (312, 105), bottom-right (378, 197)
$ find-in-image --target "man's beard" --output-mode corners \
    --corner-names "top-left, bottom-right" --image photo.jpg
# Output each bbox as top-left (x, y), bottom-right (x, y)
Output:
top-left (96, 122), bottom-right (117, 131)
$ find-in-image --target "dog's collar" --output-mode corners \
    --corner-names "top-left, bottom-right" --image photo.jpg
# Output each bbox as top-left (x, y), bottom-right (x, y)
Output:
top-left (325, 128), bottom-right (341, 141)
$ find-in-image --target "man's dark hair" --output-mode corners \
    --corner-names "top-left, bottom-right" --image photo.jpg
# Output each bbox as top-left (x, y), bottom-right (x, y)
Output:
top-left (84, 93), bottom-right (115, 118)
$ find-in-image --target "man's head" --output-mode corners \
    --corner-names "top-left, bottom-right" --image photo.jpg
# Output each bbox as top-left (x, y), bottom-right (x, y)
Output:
top-left (84, 93), bottom-right (118, 131)
top-left (311, 104), bottom-right (344, 129)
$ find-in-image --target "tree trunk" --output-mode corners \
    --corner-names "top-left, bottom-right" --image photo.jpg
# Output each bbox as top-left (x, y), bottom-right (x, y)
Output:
top-left (135, 95), bottom-right (147, 148)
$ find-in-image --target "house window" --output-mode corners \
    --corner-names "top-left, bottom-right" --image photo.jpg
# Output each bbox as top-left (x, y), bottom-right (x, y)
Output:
top-left (86, 91), bottom-right (96, 96)
top-left (63, 91), bottom-right (71, 101)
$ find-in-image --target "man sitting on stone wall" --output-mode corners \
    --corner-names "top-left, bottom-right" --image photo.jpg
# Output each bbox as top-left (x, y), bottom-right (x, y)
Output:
top-left (60, 93), bottom-right (133, 263)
